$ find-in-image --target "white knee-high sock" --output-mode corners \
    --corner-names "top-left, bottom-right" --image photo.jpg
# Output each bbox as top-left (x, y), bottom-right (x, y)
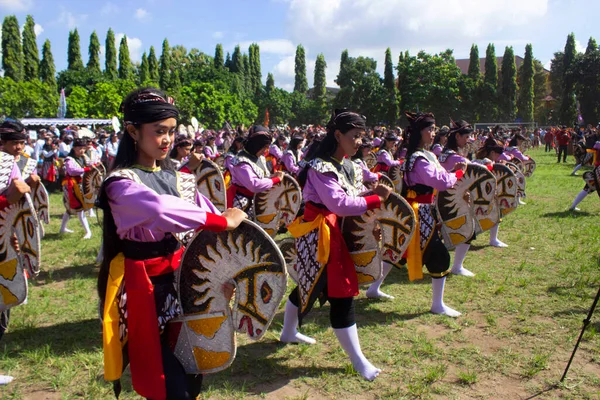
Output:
top-left (78, 211), bottom-right (92, 239)
top-left (489, 224), bottom-right (507, 247)
top-left (430, 277), bottom-right (461, 317)
top-left (571, 164), bottom-right (582, 175)
top-left (451, 243), bottom-right (474, 276)
top-left (570, 190), bottom-right (588, 210)
top-left (366, 262), bottom-right (394, 299)
top-left (279, 299), bottom-right (316, 344)
top-left (59, 213), bottom-right (73, 233)
top-left (333, 324), bottom-right (381, 381)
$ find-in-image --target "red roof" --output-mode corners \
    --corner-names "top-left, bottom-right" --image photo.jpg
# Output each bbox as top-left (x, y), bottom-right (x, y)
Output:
top-left (455, 56), bottom-right (526, 75)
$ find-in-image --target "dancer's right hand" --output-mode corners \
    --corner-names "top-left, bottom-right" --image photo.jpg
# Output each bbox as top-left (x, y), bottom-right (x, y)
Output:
top-left (273, 171), bottom-right (285, 180)
top-left (6, 179), bottom-right (30, 204)
top-left (222, 208), bottom-right (248, 230)
top-left (373, 184), bottom-right (392, 203)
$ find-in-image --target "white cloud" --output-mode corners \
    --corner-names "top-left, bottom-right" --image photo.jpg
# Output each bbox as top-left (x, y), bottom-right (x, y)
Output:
top-left (115, 33), bottom-right (143, 62)
top-left (212, 31), bottom-right (224, 40)
top-left (574, 40), bottom-right (586, 54)
top-left (57, 9), bottom-right (89, 29)
top-left (238, 39), bottom-right (297, 56)
top-left (543, 60), bottom-right (552, 70)
top-left (0, 0), bottom-right (33, 12)
top-left (34, 23), bottom-right (43, 37)
top-left (100, 2), bottom-right (119, 15)
top-left (135, 8), bottom-right (150, 21)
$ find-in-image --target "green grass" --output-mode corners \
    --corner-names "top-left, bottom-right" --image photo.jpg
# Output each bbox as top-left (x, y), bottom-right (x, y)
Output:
top-left (2, 148), bottom-right (600, 399)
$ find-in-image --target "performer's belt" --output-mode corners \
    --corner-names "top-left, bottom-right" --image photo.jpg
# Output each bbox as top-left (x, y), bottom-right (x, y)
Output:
top-left (375, 163), bottom-right (390, 172)
top-left (103, 246), bottom-right (184, 400)
top-left (62, 175), bottom-right (82, 184)
top-left (121, 236), bottom-right (180, 260)
top-left (226, 183), bottom-right (255, 209)
top-left (402, 189), bottom-right (437, 281)
top-left (288, 201), bottom-right (336, 265)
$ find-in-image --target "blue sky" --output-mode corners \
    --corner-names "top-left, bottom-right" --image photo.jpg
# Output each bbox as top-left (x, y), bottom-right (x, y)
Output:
top-left (1, 0), bottom-right (599, 91)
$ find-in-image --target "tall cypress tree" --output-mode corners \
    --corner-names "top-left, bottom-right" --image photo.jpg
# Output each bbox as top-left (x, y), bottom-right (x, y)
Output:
top-left (559, 33), bottom-right (578, 125)
top-left (467, 44), bottom-right (481, 81)
top-left (214, 44), bottom-right (224, 69)
top-left (517, 44), bottom-right (535, 122)
top-left (500, 46), bottom-right (517, 121)
top-left (294, 44), bottom-right (308, 93)
top-left (578, 37), bottom-right (600, 125)
top-left (22, 15), bottom-right (39, 82)
top-left (480, 44), bottom-right (498, 121)
top-left (266, 73), bottom-right (275, 94)
top-left (384, 47), bottom-right (399, 124)
top-left (242, 53), bottom-right (250, 92)
top-left (39, 39), bottom-right (56, 91)
top-left (224, 52), bottom-right (232, 70)
top-left (231, 45), bottom-right (242, 73)
top-left (87, 31), bottom-right (101, 74)
top-left (118, 36), bottom-right (132, 80)
top-left (336, 49), bottom-right (352, 89)
top-left (139, 52), bottom-right (149, 83)
top-left (67, 28), bottom-right (84, 71)
top-left (248, 43), bottom-right (262, 96)
top-left (484, 44), bottom-right (497, 87)
top-left (159, 38), bottom-right (172, 90)
top-left (105, 28), bottom-right (118, 79)
top-left (2, 15), bottom-right (24, 82)
top-left (313, 53), bottom-right (327, 100)
top-left (148, 45), bottom-right (159, 82)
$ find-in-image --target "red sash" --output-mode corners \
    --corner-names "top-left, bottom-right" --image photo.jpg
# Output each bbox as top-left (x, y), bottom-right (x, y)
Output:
top-left (226, 184), bottom-right (254, 209)
top-left (124, 247), bottom-right (184, 400)
top-left (304, 202), bottom-right (358, 298)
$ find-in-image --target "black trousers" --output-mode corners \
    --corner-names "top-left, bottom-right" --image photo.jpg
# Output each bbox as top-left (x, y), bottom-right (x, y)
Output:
top-left (289, 287), bottom-right (355, 329)
top-left (558, 145), bottom-right (568, 162)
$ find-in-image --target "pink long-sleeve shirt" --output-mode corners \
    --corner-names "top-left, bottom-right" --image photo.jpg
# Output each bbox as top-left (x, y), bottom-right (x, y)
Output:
top-left (230, 163), bottom-right (276, 193)
top-left (105, 178), bottom-right (224, 242)
top-left (404, 157), bottom-right (458, 191)
top-left (377, 150), bottom-right (401, 167)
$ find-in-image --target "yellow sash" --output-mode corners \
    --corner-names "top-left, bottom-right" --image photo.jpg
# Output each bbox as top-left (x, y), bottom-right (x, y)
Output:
top-left (102, 253), bottom-right (126, 381)
top-left (287, 215), bottom-right (331, 265)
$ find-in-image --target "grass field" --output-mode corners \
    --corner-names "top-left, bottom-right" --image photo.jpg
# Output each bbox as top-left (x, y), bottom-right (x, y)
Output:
top-left (1, 148), bottom-right (600, 399)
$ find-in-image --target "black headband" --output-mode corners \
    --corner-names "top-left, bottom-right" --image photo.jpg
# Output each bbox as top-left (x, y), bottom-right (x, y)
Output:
top-left (332, 111), bottom-right (367, 132)
top-left (449, 120), bottom-right (474, 136)
top-left (0, 127), bottom-right (27, 141)
top-left (123, 92), bottom-right (179, 125)
top-left (405, 111), bottom-right (435, 133)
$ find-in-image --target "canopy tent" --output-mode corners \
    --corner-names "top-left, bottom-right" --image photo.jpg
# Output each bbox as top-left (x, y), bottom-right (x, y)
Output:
top-left (19, 118), bottom-right (112, 127)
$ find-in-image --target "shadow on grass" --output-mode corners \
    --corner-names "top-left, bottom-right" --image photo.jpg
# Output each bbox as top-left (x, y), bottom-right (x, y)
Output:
top-left (2, 318), bottom-right (101, 357)
top-left (547, 284), bottom-right (599, 299)
top-left (33, 262), bottom-right (99, 285)
top-left (541, 210), bottom-right (593, 218)
top-left (111, 339), bottom-right (347, 398)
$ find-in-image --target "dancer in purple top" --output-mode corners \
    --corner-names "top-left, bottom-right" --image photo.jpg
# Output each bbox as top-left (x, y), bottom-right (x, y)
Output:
top-left (97, 87), bottom-right (246, 400)
top-left (281, 136), bottom-right (304, 177)
top-left (375, 134), bottom-right (401, 173)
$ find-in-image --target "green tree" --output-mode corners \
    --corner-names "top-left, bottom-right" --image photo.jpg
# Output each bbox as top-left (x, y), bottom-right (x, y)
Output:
top-left (480, 44), bottom-right (498, 121)
top-left (0, 77), bottom-right (58, 117)
top-left (118, 35), bottom-right (132, 80)
top-left (159, 39), bottom-right (172, 90)
top-left (294, 44), bottom-right (308, 93)
top-left (533, 59), bottom-right (548, 123)
top-left (499, 46), bottom-right (517, 121)
top-left (214, 44), bottom-right (224, 69)
top-left (231, 45), bottom-right (243, 73)
top-left (224, 52), bottom-right (231, 70)
top-left (558, 33), bottom-right (578, 125)
top-left (262, 87), bottom-right (293, 125)
top-left (105, 28), bottom-right (118, 80)
top-left (139, 52), bottom-right (149, 84)
top-left (88, 81), bottom-right (122, 118)
top-left (242, 53), bottom-right (250, 93)
top-left (87, 31), bottom-right (101, 75)
top-left (2, 15), bottom-right (24, 82)
top-left (312, 53), bottom-right (328, 124)
top-left (266, 73), bottom-right (275, 95)
top-left (577, 37), bottom-right (600, 125)
top-left (336, 49), bottom-right (352, 89)
top-left (66, 86), bottom-right (90, 117)
top-left (517, 44), bottom-right (535, 122)
top-left (467, 44), bottom-right (481, 81)
top-left (67, 29), bottom-right (84, 71)
top-left (39, 39), bottom-right (56, 92)
top-left (22, 15), bottom-right (39, 82)
top-left (248, 43), bottom-right (262, 96)
top-left (148, 46), bottom-right (159, 83)
top-left (383, 47), bottom-right (399, 125)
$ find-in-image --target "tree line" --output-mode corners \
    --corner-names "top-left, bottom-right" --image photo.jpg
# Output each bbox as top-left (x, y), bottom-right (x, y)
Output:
top-left (1, 14), bottom-right (599, 128)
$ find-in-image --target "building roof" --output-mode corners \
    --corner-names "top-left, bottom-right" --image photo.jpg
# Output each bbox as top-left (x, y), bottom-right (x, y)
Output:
top-left (455, 56), bottom-right (527, 75)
